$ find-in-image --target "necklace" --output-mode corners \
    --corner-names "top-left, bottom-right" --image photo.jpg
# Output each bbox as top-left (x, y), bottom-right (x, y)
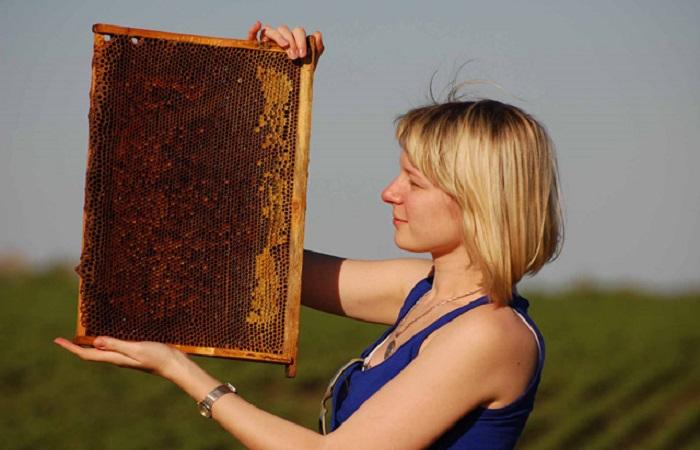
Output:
top-left (382, 287), bottom-right (482, 360)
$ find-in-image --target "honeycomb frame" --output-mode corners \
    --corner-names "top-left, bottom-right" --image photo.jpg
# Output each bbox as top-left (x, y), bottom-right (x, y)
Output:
top-left (74, 23), bottom-right (319, 377)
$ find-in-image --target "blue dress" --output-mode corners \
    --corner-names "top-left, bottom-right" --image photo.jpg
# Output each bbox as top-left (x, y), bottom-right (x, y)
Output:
top-left (330, 275), bottom-right (545, 449)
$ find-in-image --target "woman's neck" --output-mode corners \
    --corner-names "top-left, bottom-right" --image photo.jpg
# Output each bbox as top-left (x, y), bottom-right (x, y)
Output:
top-left (427, 244), bottom-right (484, 302)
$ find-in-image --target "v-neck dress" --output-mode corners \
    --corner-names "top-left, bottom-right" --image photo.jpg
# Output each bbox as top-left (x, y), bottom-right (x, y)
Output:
top-left (329, 275), bottom-right (545, 450)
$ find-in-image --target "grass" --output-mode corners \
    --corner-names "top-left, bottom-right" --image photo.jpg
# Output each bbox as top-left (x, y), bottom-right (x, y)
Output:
top-left (1, 267), bottom-right (698, 449)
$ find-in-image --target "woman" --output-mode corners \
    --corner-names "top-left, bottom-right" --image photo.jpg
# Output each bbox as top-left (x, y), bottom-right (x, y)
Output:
top-left (55, 22), bottom-right (563, 449)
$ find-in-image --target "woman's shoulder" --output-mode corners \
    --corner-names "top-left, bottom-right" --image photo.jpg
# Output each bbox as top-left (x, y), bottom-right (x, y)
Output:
top-left (419, 299), bottom-right (540, 408)
top-left (422, 301), bottom-right (536, 354)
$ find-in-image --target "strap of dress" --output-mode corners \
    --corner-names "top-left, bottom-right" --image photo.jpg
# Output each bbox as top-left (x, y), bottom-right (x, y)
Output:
top-left (407, 295), bottom-right (491, 358)
top-left (359, 277), bottom-right (433, 359)
top-left (396, 276), bottom-right (433, 321)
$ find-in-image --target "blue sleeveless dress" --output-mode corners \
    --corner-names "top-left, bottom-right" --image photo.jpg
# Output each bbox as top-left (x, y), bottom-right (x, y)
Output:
top-left (330, 275), bottom-right (545, 449)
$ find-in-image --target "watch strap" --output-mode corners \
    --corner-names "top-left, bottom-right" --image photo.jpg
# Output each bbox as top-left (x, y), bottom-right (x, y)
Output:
top-left (198, 382), bottom-right (237, 418)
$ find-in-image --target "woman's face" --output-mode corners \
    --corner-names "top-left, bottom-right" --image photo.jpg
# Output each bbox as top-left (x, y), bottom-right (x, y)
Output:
top-left (381, 151), bottom-right (465, 256)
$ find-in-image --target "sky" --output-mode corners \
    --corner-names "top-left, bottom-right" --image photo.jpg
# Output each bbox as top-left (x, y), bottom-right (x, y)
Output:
top-left (1, 0), bottom-right (699, 291)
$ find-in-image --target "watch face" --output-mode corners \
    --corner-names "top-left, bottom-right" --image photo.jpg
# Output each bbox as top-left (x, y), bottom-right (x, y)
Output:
top-left (198, 403), bottom-right (211, 417)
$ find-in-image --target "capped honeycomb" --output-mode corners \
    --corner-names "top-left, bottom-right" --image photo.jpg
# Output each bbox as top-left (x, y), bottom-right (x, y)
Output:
top-left (74, 24), bottom-right (318, 376)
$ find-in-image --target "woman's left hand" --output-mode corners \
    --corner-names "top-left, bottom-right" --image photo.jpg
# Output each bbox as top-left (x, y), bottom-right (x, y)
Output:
top-left (53, 336), bottom-right (187, 380)
top-left (246, 20), bottom-right (324, 61)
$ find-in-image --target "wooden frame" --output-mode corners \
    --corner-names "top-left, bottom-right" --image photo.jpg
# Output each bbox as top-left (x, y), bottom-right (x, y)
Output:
top-left (74, 23), bottom-right (319, 377)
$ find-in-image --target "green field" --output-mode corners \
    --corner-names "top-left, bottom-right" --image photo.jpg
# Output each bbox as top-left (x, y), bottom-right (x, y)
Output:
top-left (1, 267), bottom-right (698, 450)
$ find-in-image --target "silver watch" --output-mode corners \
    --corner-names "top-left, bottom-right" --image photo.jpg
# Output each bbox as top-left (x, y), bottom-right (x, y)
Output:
top-left (197, 382), bottom-right (237, 418)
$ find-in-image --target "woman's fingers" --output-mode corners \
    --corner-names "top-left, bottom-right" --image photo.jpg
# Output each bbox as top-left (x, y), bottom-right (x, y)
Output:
top-left (312, 31), bottom-right (325, 56)
top-left (54, 336), bottom-right (187, 380)
top-left (277, 25), bottom-right (298, 58)
top-left (53, 337), bottom-right (142, 368)
top-left (86, 349), bottom-right (142, 368)
top-left (255, 24), bottom-right (318, 60)
top-left (260, 24), bottom-right (288, 47)
top-left (93, 336), bottom-right (150, 363)
top-left (247, 20), bottom-right (262, 41)
top-left (53, 336), bottom-right (89, 356)
top-left (94, 336), bottom-right (137, 354)
top-left (291, 27), bottom-right (307, 57)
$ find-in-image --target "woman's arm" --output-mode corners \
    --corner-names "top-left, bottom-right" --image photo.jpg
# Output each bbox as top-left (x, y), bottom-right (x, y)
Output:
top-left (54, 307), bottom-right (521, 450)
top-left (52, 336), bottom-right (325, 447)
top-left (302, 250), bottom-right (432, 325)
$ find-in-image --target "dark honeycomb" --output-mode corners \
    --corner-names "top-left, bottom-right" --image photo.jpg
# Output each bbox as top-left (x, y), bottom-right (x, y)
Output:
top-left (75, 25), bottom-right (314, 371)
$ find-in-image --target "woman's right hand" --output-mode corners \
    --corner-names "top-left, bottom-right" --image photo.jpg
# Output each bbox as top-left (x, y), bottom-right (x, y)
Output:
top-left (246, 20), bottom-right (324, 61)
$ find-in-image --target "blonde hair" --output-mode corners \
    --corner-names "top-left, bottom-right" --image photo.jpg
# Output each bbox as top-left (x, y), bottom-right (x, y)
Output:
top-left (395, 98), bottom-right (563, 306)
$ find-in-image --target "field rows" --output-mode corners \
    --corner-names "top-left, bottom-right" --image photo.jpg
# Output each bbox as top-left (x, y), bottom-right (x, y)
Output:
top-left (1, 269), bottom-right (698, 449)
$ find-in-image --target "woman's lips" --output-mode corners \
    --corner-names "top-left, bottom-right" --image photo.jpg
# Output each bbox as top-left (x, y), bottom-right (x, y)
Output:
top-left (393, 217), bottom-right (407, 226)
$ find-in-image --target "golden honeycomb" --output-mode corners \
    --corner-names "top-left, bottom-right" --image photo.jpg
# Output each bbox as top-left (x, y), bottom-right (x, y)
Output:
top-left (73, 24), bottom-right (318, 376)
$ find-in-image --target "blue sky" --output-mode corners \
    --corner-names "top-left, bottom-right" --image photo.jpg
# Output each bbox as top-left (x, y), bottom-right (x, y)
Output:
top-left (1, 0), bottom-right (698, 290)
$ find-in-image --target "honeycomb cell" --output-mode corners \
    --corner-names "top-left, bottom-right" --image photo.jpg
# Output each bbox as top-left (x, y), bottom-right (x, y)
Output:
top-left (74, 24), bottom-right (317, 376)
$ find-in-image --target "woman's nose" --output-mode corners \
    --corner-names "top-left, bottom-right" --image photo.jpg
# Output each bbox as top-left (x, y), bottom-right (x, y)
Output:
top-left (381, 177), bottom-right (402, 204)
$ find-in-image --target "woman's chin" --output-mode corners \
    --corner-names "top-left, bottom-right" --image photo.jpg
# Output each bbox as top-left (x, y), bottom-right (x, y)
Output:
top-left (393, 236), bottom-right (430, 254)
top-left (393, 233), bottom-right (462, 256)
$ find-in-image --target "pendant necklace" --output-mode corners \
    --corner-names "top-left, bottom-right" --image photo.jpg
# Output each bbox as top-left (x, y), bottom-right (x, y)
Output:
top-left (383, 287), bottom-right (482, 360)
